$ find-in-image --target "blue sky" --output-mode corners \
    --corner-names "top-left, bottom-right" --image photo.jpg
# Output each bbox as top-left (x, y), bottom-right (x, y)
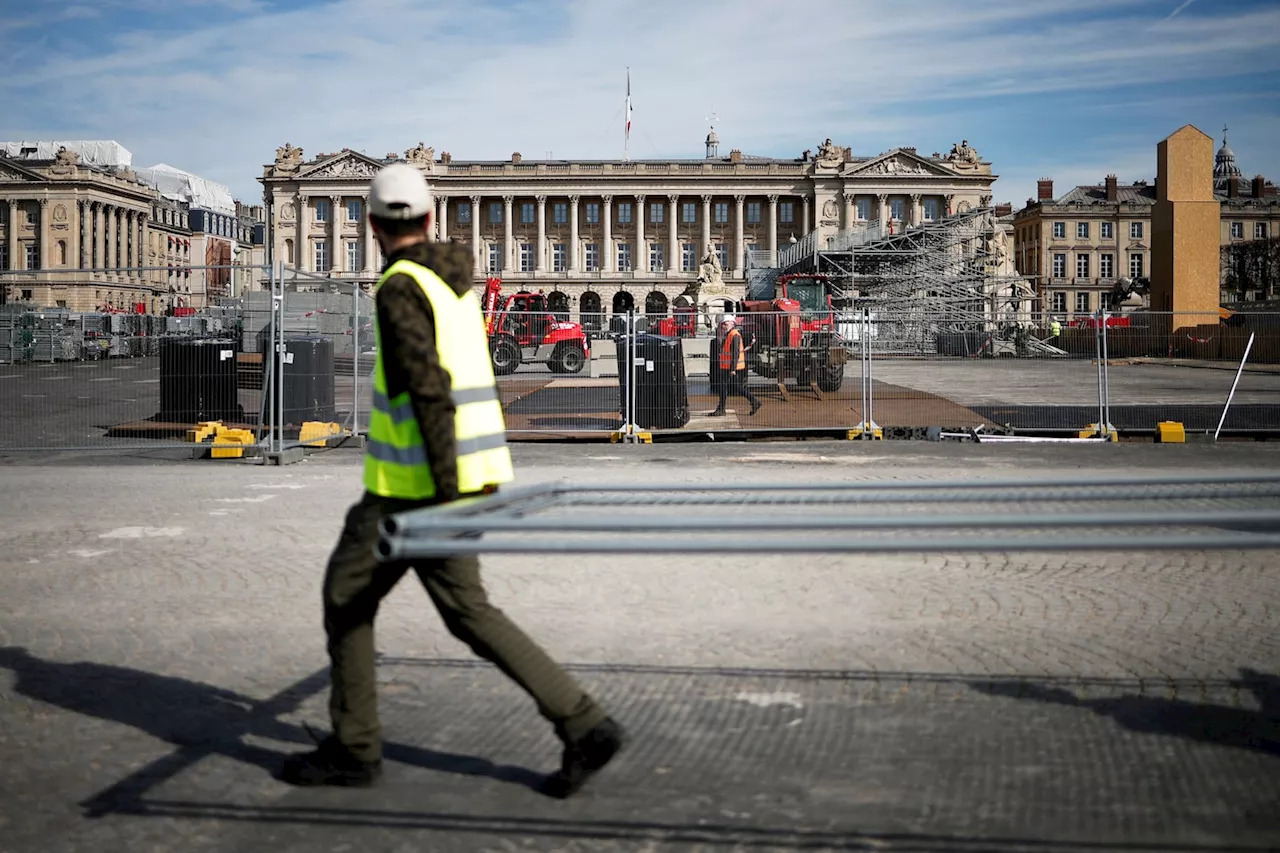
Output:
top-left (2, 0), bottom-right (1278, 208)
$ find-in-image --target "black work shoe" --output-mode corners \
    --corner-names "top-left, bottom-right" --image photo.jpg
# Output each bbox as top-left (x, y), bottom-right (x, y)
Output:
top-left (542, 717), bottom-right (626, 799)
top-left (278, 729), bottom-right (382, 788)
top-left (748, 402), bottom-right (761, 416)
top-left (709, 409), bottom-right (726, 417)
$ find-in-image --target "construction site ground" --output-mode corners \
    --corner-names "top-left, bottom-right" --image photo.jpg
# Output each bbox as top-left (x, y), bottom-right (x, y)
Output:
top-left (0, 442), bottom-right (1277, 852)
top-left (4, 354), bottom-right (1280, 451)
top-left (496, 358), bottom-right (1280, 436)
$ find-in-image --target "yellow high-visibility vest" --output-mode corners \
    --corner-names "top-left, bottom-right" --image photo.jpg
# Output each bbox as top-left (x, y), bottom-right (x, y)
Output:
top-left (364, 258), bottom-right (513, 499)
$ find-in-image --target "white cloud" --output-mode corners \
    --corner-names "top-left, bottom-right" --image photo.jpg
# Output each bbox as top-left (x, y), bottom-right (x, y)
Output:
top-left (4, 0), bottom-right (1278, 208)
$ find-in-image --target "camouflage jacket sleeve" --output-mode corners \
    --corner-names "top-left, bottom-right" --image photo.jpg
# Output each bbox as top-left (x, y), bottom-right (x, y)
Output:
top-left (375, 276), bottom-right (459, 502)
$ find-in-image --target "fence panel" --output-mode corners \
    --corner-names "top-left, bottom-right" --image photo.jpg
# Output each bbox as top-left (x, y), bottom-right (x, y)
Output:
top-left (493, 309), bottom-right (623, 436)
top-left (0, 265), bottom-right (268, 452)
top-left (6, 265), bottom-right (1280, 453)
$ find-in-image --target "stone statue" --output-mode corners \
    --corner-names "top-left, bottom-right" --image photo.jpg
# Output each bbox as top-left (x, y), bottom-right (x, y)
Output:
top-left (697, 249), bottom-right (725, 290)
top-left (816, 138), bottom-right (843, 167)
top-left (405, 142), bottom-right (434, 165)
top-left (273, 142), bottom-right (304, 174)
top-left (821, 198), bottom-right (839, 221)
top-left (54, 146), bottom-right (79, 166)
top-left (947, 139), bottom-right (980, 165)
top-left (676, 248), bottom-right (732, 333)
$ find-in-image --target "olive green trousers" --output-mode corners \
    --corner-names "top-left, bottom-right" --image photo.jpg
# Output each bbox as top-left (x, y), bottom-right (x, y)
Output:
top-left (322, 493), bottom-right (606, 762)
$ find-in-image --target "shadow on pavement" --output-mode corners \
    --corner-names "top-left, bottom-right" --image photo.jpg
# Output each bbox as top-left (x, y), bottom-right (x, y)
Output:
top-left (0, 646), bottom-right (547, 817)
top-left (969, 667), bottom-right (1280, 757)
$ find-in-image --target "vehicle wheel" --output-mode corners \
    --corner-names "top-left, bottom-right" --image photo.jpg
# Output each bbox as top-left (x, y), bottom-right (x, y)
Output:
top-left (490, 338), bottom-right (521, 376)
top-left (817, 363), bottom-right (845, 392)
top-left (554, 344), bottom-right (586, 374)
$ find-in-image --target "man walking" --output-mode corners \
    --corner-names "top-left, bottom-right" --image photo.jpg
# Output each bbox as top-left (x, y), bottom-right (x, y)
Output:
top-left (710, 316), bottom-right (760, 417)
top-left (279, 163), bottom-right (624, 798)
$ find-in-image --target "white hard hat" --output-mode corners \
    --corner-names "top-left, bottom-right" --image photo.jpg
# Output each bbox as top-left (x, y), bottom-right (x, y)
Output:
top-left (721, 315), bottom-right (737, 326)
top-left (369, 163), bottom-right (433, 219)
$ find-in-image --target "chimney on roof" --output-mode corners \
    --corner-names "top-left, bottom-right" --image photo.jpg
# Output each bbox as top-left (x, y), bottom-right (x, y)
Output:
top-left (729, 149), bottom-right (742, 164)
top-left (1105, 174), bottom-right (1118, 202)
top-left (1227, 176), bottom-right (1240, 198)
top-left (1254, 175), bottom-right (1267, 197)
top-left (1026, 197), bottom-right (1036, 209)
top-left (511, 152), bottom-right (522, 164)
top-left (994, 202), bottom-right (1012, 217)
top-left (440, 152), bottom-right (452, 164)
top-left (1037, 179), bottom-right (1054, 200)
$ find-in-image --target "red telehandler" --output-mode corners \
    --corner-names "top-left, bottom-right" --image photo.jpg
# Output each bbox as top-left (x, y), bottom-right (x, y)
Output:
top-left (481, 278), bottom-right (589, 375)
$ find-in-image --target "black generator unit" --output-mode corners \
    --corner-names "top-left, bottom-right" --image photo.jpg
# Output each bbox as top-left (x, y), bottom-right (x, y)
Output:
top-left (159, 337), bottom-right (242, 423)
top-left (615, 333), bottom-right (690, 430)
top-left (257, 332), bottom-right (337, 427)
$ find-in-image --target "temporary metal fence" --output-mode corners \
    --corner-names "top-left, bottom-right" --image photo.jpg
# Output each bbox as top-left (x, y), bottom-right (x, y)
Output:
top-left (0, 265), bottom-right (270, 453)
top-left (376, 470), bottom-right (1280, 558)
top-left (4, 268), bottom-right (1280, 454)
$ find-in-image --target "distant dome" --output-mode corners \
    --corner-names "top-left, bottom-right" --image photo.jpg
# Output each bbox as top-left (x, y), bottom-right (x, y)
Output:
top-left (705, 128), bottom-right (720, 145)
top-left (1215, 127), bottom-right (1242, 181)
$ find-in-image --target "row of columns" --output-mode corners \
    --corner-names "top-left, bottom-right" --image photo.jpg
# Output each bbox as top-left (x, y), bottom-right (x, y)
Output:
top-left (3, 199), bottom-right (147, 277)
top-left (79, 200), bottom-right (148, 278)
top-left (295, 193), bottom-right (378, 274)
top-left (284, 190), bottom-right (960, 276)
top-left (841, 193), bottom-right (954, 227)
top-left (456, 193), bottom-right (797, 276)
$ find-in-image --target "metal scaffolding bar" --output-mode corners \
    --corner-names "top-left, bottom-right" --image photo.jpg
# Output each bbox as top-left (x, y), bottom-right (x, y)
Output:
top-left (377, 473), bottom-right (1280, 559)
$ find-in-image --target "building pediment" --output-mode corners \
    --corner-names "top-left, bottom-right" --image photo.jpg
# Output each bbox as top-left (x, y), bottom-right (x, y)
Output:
top-left (843, 150), bottom-right (956, 178)
top-left (297, 150), bottom-right (388, 180)
top-left (0, 160), bottom-right (47, 183)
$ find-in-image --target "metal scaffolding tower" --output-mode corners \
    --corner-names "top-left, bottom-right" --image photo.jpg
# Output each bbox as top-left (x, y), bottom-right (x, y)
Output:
top-left (770, 209), bottom-right (1041, 354)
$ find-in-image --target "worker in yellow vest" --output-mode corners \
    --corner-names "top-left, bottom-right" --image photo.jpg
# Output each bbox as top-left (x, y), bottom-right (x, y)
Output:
top-left (280, 163), bottom-right (623, 798)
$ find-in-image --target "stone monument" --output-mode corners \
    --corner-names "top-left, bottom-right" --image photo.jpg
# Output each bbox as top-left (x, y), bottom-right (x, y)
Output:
top-left (1149, 125), bottom-right (1220, 330)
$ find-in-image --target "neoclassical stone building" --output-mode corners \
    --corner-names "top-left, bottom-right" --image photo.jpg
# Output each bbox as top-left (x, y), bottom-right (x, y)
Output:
top-left (0, 142), bottom-right (265, 312)
top-left (0, 146), bottom-right (160, 310)
top-left (259, 134), bottom-right (997, 319)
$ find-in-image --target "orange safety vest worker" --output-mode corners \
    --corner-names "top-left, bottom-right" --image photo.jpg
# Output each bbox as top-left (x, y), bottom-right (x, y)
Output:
top-left (719, 328), bottom-right (746, 371)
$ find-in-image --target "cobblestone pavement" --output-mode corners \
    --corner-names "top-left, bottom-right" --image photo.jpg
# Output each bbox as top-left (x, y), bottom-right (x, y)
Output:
top-left (1, 443), bottom-right (1278, 852)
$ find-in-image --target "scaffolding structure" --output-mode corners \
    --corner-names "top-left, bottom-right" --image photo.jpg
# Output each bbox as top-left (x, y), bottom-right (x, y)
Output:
top-left (767, 209), bottom-right (1045, 355)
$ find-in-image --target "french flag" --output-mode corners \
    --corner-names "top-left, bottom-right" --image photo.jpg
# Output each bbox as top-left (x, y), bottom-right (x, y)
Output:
top-left (625, 69), bottom-right (632, 143)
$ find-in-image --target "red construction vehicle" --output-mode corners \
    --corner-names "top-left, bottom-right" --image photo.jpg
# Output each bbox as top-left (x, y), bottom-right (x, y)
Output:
top-left (735, 273), bottom-right (846, 392)
top-left (482, 278), bottom-right (589, 375)
top-left (652, 304), bottom-right (697, 338)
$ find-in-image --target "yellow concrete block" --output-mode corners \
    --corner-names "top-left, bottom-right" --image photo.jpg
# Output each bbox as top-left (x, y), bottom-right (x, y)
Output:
top-left (1155, 421), bottom-right (1186, 443)
top-left (299, 421), bottom-right (342, 447)
top-left (209, 429), bottom-right (255, 459)
top-left (846, 427), bottom-right (883, 441)
top-left (186, 421), bottom-right (223, 443)
top-left (1078, 423), bottom-right (1119, 441)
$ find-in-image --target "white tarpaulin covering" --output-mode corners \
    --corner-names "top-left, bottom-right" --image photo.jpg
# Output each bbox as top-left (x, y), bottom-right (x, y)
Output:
top-left (133, 163), bottom-right (236, 214)
top-left (0, 140), bottom-right (132, 167)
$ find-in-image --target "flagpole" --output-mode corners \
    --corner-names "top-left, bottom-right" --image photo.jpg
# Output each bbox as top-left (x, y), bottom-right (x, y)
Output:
top-left (624, 67), bottom-right (631, 162)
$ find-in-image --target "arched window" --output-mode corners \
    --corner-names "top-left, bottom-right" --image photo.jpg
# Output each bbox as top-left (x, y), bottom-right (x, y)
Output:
top-left (284, 239), bottom-right (294, 265)
top-left (644, 290), bottom-right (668, 318)
top-left (548, 290), bottom-right (570, 321)
top-left (611, 290), bottom-right (635, 314)
top-left (579, 291), bottom-right (603, 333)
